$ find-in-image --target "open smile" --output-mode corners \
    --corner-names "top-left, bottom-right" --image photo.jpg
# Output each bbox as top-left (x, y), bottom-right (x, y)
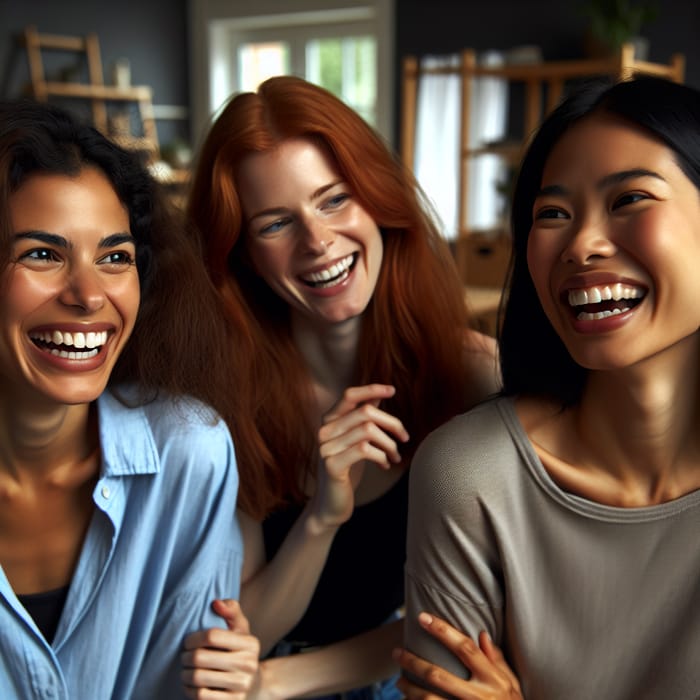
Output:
top-left (29, 329), bottom-right (110, 360)
top-left (300, 253), bottom-right (358, 289)
top-left (566, 283), bottom-right (646, 321)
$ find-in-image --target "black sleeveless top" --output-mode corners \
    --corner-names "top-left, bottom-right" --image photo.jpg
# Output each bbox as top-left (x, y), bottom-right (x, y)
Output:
top-left (262, 468), bottom-right (409, 647)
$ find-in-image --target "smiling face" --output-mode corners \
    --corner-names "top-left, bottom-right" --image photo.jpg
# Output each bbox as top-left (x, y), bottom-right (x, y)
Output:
top-left (527, 112), bottom-right (700, 371)
top-left (1, 167), bottom-right (139, 407)
top-left (238, 138), bottom-right (383, 326)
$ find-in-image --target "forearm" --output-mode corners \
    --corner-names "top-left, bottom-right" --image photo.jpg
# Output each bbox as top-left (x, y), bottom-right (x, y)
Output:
top-left (241, 503), bottom-right (339, 654)
top-left (259, 617), bottom-right (403, 699)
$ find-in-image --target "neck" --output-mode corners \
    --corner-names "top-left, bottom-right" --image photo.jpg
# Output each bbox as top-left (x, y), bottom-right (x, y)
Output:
top-left (291, 311), bottom-right (362, 396)
top-left (575, 334), bottom-right (700, 502)
top-left (0, 394), bottom-right (98, 487)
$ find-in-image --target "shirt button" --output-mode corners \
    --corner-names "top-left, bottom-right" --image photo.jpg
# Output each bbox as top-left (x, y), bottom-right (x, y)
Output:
top-left (101, 485), bottom-right (111, 499)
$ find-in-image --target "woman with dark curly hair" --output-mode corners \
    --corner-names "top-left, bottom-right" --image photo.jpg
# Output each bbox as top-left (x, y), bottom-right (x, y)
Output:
top-left (0, 99), bottom-right (256, 699)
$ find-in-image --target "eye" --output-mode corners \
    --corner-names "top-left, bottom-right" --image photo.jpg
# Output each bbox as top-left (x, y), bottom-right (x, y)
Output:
top-left (97, 250), bottom-right (135, 268)
top-left (534, 206), bottom-right (568, 220)
top-left (18, 247), bottom-right (61, 263)
top-left (612, 191), bottom-right (649, 210)
top-left (259, 217), bottom-right (292, 236)
top-left (322, 193), bottom-right (350, 210)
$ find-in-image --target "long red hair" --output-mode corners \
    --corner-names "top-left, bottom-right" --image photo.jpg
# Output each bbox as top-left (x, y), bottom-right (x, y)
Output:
top-left (187, 76), bottom-right (472, 519)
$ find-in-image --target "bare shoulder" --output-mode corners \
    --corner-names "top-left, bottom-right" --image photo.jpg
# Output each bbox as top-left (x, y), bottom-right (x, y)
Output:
top-left (462, 329), bottom-right (501, 407)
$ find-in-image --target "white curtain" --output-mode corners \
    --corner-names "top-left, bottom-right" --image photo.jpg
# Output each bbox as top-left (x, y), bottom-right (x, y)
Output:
top-left (413, 51), bottom-right (508, 241)
top-left (414, 54), bottom-right (461, 240)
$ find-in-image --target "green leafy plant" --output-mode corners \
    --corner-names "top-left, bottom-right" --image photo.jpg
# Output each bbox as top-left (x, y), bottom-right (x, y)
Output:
top-left (581, 0), bottom-right (658, 50)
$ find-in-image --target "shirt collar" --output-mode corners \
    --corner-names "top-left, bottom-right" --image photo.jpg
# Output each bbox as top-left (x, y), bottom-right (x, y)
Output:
top-left (97, 388), bottom-right (160, 477)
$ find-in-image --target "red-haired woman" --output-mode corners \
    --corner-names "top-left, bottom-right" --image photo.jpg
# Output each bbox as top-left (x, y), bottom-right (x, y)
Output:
top-left (180, 76), bottom-right (500, 699)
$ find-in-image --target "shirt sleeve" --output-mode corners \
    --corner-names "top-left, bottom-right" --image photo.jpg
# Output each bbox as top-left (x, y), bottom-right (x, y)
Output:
top-left (404, 406), bottom-right (506, 682)
top-left (132, 415), bottom-right (243, 700)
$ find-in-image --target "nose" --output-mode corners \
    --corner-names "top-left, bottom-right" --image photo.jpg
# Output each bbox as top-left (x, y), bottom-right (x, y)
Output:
top-left (560, 216), bottom-right (616, 265)
top-left (299, 215), bottom-right (335, 255)
top-left (58, 263), bottom-right (106, 313)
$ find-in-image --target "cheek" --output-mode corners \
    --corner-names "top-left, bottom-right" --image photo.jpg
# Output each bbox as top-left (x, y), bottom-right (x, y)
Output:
top-left (111, 275), bottom-right (141, 332)
top-left (369, 228), bottom-right (383, 268)
top-left (2, 272), bottom-right (56, 320)
top-left (526, 234), bottom-right (563, 322)
top-left (247, 242), bottom-right (287, 281)
top-left (622, 208), bottom-right (673, 253)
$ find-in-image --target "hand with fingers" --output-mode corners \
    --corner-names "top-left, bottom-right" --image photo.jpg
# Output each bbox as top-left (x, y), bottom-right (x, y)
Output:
top-left (394, 613), bottom-right (523, 700)
top-left (182, 599), bottom-right (261, 700)
top-left (311, 383), bottom-right (410, 528)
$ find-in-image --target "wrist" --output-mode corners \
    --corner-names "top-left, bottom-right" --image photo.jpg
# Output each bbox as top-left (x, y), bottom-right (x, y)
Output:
top-left (260, 657), bottom-right (297, 700)
top-left (302, 503), bottom-right (343, 537)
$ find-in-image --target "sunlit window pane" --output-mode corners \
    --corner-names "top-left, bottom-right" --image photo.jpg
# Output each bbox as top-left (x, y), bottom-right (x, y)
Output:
top-left (306, 37), bottom-right (376, 126)
top-left (238, 42), bottom-right (290, 92)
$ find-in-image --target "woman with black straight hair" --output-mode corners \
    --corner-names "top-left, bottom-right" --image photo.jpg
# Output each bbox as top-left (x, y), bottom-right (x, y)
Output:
top-left (398, 76), bottom-right (700, 700)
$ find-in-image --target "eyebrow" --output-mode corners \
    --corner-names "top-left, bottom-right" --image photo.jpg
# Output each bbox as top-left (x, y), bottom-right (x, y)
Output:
top-left (311, 180), bottom-right (343, 200)
top-left (536, 168), bottom-right (666, 198)
top-left (13, 230), bottom-right (135, 247)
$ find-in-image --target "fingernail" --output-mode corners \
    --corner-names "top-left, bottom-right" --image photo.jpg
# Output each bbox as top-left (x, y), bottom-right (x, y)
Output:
top-left (418, 612), bottom-right (433, 626)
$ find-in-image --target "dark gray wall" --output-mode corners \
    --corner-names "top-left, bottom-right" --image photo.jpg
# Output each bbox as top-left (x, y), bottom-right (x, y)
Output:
top-left (0, 0), bottom-right (189, 146)
top-left (395, 0), bottom-right (699, 79)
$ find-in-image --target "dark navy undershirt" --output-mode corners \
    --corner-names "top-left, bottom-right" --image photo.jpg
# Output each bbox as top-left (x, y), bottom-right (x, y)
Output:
top-left (18, 585), bottom-right (69, 644)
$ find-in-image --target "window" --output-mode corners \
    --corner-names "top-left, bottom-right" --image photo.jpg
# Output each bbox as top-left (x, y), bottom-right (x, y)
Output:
top-left (189, 1), bottom-right (394, 144)
top-left (234, 33), bottom-right (377, 125)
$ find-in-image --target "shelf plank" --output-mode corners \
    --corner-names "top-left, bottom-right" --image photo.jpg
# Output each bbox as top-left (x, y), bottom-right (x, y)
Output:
top-left (40, 82), bottom-right (152, 101)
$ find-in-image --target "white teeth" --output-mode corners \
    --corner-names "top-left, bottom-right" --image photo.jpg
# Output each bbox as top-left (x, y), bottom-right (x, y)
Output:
top-left (50, 348), bottom-right (99, 360)
top-left (568, 285), bottom-right (644, 307)
top-left (304, 254), bottom-right (355, 284)
top-left (577, 307), bottom-right (627, 321)
top-left (31, 330), bottom-right (108, 349)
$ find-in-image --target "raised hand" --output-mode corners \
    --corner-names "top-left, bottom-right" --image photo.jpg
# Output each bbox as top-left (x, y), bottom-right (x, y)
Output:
top-left (182, 599), bottom-right (261, 699)
top-left (311, 384), bottom-right (409, 528)
top-left (394, 613), bottom-right (523, 699)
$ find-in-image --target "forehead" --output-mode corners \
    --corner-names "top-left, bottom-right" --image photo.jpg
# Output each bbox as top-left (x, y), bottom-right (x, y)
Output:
top-left (9, 168), bottom-right (128, 232)
top-left (236, 138), bottom-right (341, 209)
top-left (541, 113), bottom-right (677, 184)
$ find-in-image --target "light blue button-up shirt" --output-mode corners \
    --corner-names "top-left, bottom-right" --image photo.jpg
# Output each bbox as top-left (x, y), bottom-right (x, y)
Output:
top-left (0, 388), bottom-right (243, 699)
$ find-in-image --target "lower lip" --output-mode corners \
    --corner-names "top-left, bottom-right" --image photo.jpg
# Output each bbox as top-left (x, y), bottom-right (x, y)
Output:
top-left (30, 339), bottom-right (112, 372)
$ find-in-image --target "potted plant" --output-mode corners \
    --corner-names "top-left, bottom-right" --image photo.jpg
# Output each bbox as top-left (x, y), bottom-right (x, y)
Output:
top-left (580, 0), bottom-right (658, 59)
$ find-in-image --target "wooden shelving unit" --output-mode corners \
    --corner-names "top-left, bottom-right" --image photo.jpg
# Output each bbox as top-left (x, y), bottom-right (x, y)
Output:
top-left (21, 24), bottom-right (192, 205)
top-left (23, 26), bottom-right (160, 157)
